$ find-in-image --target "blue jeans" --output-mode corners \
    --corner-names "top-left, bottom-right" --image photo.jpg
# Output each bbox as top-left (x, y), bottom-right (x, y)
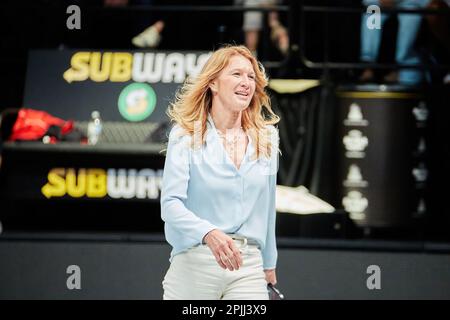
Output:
top-left (360, 0), bottom-right (430, 84)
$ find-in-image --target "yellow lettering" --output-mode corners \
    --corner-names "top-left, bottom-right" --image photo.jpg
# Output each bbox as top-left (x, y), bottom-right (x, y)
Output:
top-left (63, 52), bottom-right (90, 83)
top-left (66, 168), bottom-right (86, 198)
top-left (90, 52), bottom-right (112, 82)
top-left (41, 168), bottom-right (66, 198)
top-left (86, 169), bottom-right (107, 198)
top-left (110, 53), bottom-right (132, 82)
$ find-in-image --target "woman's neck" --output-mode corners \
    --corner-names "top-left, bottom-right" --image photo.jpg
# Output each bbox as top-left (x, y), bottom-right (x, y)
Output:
top-left (210, 106), bottom-right (243, 132)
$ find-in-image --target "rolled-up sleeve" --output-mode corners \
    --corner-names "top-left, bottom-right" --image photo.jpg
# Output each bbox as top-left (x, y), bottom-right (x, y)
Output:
top-left (160, 126), bottom-right (217, 243)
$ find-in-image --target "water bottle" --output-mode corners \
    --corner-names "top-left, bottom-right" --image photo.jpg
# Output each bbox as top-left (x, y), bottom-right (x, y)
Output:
top-left (87, 110), bottom-right (102, 145)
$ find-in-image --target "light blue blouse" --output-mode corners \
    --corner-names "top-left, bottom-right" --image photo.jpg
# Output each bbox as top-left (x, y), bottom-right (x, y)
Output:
top-left (160, 114), bottom-right (279, 269)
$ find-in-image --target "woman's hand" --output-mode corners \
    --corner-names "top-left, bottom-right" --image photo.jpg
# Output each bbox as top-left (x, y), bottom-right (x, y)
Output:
top-left (264, 269), bottom-right (277, 285)
top-left (204, 229), bottom-right (243, 271)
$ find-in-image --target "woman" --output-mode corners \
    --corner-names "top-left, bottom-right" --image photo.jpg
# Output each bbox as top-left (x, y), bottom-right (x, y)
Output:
top-left (160, 45), bottom-right (280, 300)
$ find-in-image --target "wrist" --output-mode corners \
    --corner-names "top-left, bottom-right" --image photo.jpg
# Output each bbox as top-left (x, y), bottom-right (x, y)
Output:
top-left (202, 229), bottom-right (215, 244)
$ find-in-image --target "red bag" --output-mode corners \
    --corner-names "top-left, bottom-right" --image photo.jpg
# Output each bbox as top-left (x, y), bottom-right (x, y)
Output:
top-left (8, 108), bottom-right (74, 142)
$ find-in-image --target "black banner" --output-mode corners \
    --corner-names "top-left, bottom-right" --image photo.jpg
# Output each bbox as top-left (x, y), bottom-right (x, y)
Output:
top-left (24, 49), bottom-right (211, 123)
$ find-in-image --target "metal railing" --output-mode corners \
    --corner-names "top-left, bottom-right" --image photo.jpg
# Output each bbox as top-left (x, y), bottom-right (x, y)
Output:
top-left (2, 2), bottom-right (449, 74)
top-left (289, 1), bottom-right (450, 72)
top-left (112, 2), bottom-right (450, 74)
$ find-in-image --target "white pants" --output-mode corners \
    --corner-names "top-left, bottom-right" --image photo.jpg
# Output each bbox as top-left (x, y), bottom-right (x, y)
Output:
top-left (162, 239), bottom-right (269, 300)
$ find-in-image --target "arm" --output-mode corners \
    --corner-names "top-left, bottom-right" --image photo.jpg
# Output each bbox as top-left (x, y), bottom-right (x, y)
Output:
top-left (263, 168), bottom-right (278, 284)
top-left (262, 126), bottom-right (279, 284)
top-left (160, 126), bottom-right (217, 243)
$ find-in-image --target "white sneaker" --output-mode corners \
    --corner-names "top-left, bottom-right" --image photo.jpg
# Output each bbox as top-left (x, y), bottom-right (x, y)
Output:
top-left (132, 25), bottom-right (161, 48)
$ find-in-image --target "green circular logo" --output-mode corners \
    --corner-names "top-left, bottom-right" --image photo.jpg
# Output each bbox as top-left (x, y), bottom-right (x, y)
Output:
top-left (118, 83), bottom-right (156, 122)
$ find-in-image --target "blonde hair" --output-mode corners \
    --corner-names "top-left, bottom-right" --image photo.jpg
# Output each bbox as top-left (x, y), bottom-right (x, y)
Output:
top-left (167, 44), bottom-right (280, 159)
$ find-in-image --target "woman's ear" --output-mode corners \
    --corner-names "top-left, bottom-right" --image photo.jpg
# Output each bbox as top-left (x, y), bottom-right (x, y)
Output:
top-left (209, 81), bottom-right (217, 94)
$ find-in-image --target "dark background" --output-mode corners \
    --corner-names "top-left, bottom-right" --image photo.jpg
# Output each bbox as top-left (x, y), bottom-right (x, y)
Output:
top-left (0, 0), bottom-right (449, 239)
top-left (0, 0), bottom-right (450, 300)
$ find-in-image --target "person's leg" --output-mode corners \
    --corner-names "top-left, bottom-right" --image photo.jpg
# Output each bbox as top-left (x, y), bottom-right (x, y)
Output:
top-left (395, 0), bottom-right (431, 84)
top-left (360, 0), bottom-right (389, 81)
top-left (360, 0), bottom-right (388, 62)
top-left (268, 11), bottom-right (289, 56)
top-left (426, 0), bottom-right (450, 52)
top-left (245, 31), bottom-right (260, 54)
top-left (162, 245), bottom-right (224, 300)
top-left (242, 0), bottom-right (268, 55)
top-left (221, 243), bottom-right (269, 300)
